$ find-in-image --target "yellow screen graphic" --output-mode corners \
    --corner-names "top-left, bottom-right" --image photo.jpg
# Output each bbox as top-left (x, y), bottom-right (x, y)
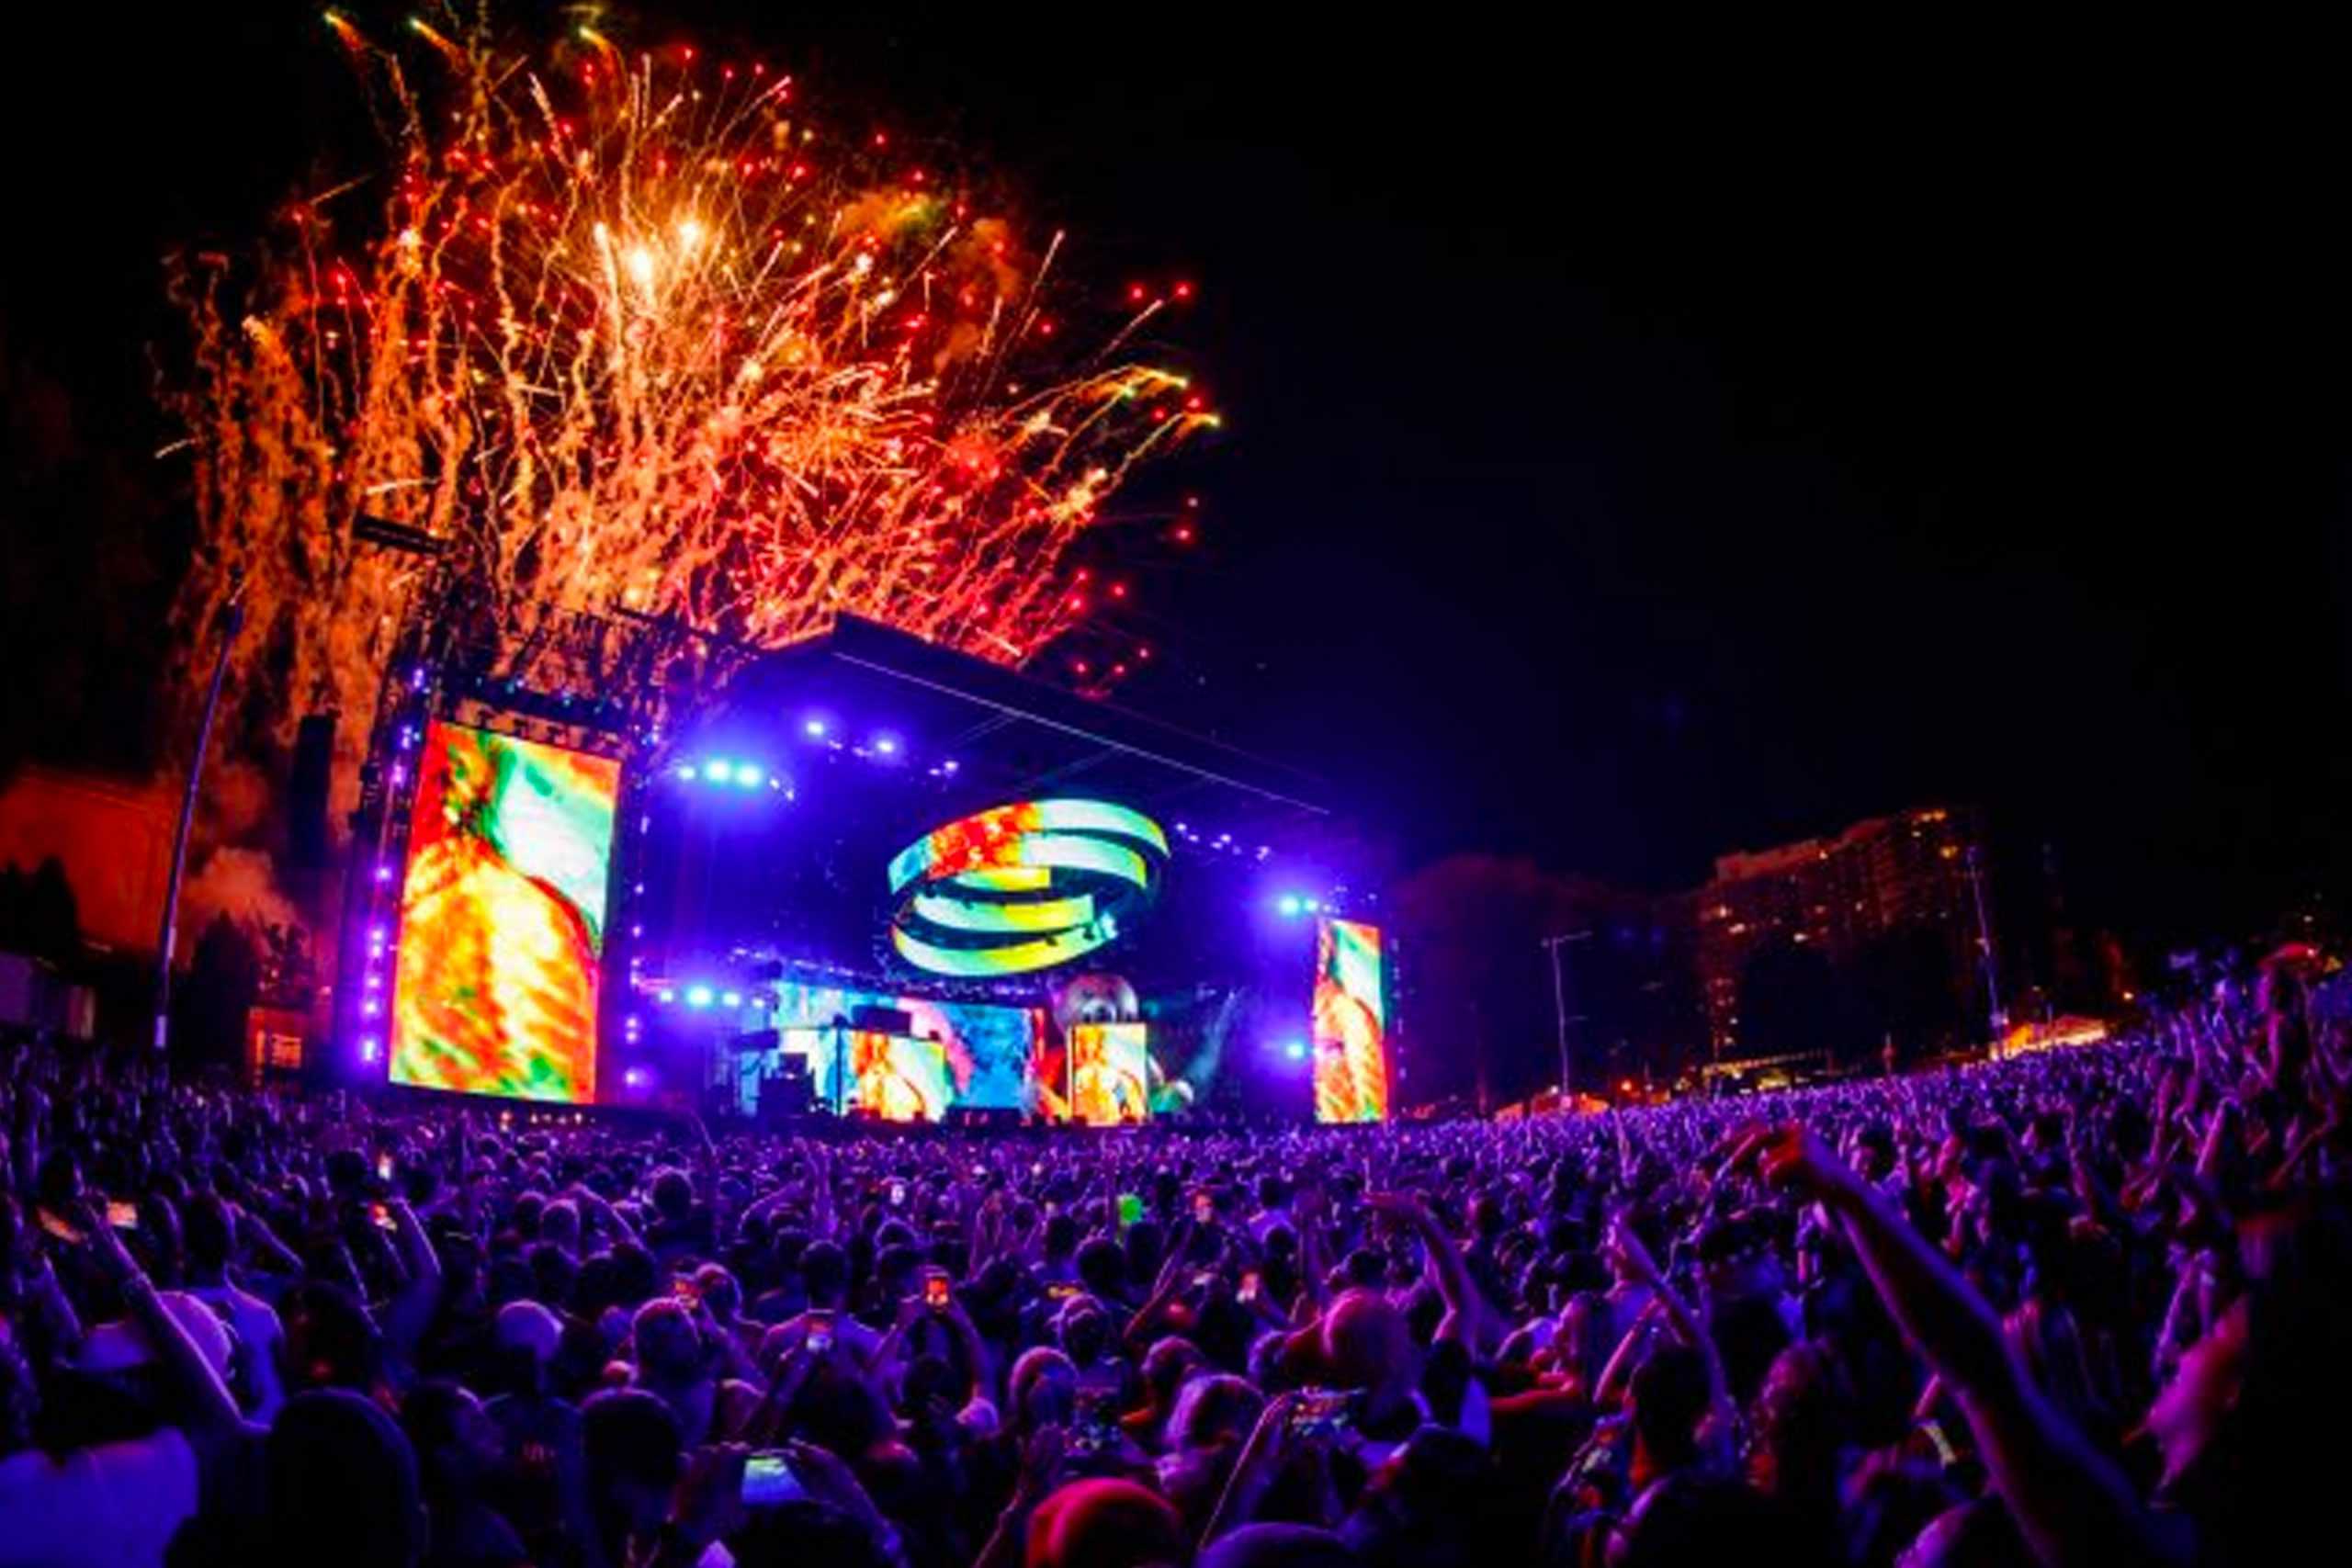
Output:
top-left (1313, 918), bottom-right (1388, 1123)
top-left (1066, 1021), bottom-right (1149, 1126)
top-left (390, 722), bottom-right (618, 1102)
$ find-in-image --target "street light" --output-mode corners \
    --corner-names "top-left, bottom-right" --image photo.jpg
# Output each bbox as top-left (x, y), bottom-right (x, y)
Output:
top-left (1542, 930), bottom-right (1594, 1101)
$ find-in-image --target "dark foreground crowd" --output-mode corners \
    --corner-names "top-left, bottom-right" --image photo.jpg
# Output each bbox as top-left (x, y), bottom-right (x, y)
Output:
top-left (4, 965), bottom-right (2349, 1567)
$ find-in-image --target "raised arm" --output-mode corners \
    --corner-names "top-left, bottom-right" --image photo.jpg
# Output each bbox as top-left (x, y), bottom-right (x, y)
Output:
top-left (85, 1210), bottom-right (242, 1439)
top-left (1757, 1124), bottom-right (2188, 1568)
top-left (1364, 1191), bottom-right (1498, 1354)
top-left (1602, 1213), bottom-right (1729, 1431)
top-left (379, 1195), bottom-right (445, 1370)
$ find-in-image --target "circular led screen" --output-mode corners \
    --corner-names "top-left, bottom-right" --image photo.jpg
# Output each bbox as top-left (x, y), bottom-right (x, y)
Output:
top-left (887, 799), bottom-right (1170, 976)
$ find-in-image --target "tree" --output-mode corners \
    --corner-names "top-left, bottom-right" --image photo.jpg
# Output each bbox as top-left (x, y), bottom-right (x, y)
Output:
top-left (172, 912), bottom-right (258, 1074)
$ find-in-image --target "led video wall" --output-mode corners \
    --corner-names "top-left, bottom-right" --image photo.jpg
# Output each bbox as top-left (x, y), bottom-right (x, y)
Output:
top-left (1063, 1021), bottom-right (1151, 1126)
top-left (390, 722), bottom-right (620, 1103)
top-left (842, 1032), bottom-right (955, 1121)
top-left (1312, 918), bottom-right (1389, 1123)
top-left (766, 980), bottom-right (1043, 1114)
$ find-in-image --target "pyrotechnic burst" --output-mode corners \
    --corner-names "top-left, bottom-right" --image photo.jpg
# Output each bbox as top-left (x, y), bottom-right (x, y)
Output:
top-left (166, 7), bottom-right (1212, 771)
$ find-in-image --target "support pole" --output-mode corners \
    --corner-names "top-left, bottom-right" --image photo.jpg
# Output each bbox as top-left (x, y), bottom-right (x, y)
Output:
top-left (153, 595), bottom-right (243, 1056)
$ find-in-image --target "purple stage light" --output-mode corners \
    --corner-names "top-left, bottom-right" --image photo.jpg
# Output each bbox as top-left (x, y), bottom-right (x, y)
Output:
top-left (360, 1037), bottom-right (380, 1063)
top-left (623, 1066), bottom-right (650, 1089)
top-left (803, 716), bottom-right (828, 738)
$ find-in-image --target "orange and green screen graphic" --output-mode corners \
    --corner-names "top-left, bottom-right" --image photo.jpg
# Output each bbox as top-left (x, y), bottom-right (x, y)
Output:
top-left (390, 722), bottom-right (619, 1102)
top-left (845, 1031), bottom-right (956, 1122)
top-left (1066, 1021), bottom-right (1150, 1126)
top-left (1312, 919), bottom-right (1388, 1123)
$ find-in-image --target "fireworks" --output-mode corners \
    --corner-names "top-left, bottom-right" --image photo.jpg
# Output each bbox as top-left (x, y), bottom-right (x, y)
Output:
top-left (166, 8), bottom-right (1212, 771)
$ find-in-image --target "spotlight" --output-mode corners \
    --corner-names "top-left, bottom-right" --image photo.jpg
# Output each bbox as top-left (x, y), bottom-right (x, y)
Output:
top-left (656, 988), bottom-right (676, 1004)
top-left (1276, 895), bottom-right (1306, 918)
top-left (360, 1037), bottom-right (380, 1063)
top-left (705, 758), bottom-right (731, 782)
top-left (942, 759), bottom-right (959, 773)
top-left (873, 735), bottom-right (899, 756)
top-left (623, 1066), bottom-right (650, 1090)
top-left (721, 990), bottom-right (743, 1007)
top-left (734, 762), bottom-right (765, 787)
top-left (1283, 1040), bottom-right (1308, 1062)
top-left (684, 985), bottom-right (715, 1009)
top-left (1305, 898), bottom-right (1324, 914)
top-left (674, 763), bottom-right (698, 781)
top-left (803, 717), bottom-right (828, 738)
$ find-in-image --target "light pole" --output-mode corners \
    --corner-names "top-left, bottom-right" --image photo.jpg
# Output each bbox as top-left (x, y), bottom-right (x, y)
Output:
top-left (1543, 929), bottom-right (1593, 1101)
top-left (1963, 843), bottom-right (2006, 1041)
top-left (153, 590), bottom-right (243, 1056)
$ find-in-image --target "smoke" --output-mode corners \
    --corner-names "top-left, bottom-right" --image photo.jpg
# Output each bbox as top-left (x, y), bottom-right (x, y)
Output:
top-left (181, 844), bottom-right (300, 937)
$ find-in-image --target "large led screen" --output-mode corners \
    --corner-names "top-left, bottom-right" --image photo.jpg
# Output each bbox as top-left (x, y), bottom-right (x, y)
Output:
top-left (767, 981), bottom-right (1041, 1111)
top-left (390, 722), bottom-right (619, 1102)
top-left (1060, 1021), bottom-right (1150, 1126)
top-left (843, 1031), bottom-right (955, 1122)
top-left (1312, 919), bottom-right (1388, 1123)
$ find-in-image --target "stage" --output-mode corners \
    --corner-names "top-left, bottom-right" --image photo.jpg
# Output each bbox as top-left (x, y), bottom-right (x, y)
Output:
top-left (349, 615), bottom-right (1395, 1127)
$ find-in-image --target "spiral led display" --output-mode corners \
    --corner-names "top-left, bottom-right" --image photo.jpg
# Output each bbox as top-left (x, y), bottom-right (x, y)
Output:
top-left (888, 799), bottom-right (1170, 976)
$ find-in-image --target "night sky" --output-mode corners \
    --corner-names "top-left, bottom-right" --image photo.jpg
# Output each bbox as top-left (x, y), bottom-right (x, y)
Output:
top-left (6, 6), bottom-right (2348, 952)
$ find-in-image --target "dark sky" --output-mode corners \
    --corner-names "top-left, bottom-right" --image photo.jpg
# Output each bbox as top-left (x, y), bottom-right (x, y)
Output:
top-left (6, 5), bottom-right (2349, 950)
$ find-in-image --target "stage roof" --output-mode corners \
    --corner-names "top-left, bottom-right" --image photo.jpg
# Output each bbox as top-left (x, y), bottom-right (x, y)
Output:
top-left (666, 616), bottom-right (1333, 844)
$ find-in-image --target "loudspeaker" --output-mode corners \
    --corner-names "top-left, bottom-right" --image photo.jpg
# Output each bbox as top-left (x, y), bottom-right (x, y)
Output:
top-left (760, 1066), bottom-right (813, 1118)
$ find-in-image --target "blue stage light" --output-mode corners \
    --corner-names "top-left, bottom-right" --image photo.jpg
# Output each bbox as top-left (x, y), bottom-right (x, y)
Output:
top-left (1277, 895), bottom-right (1306, 918)
top-left (705, 758), bottom-right (731, 784)
top-left (1283, 1039), bottom-right (1309, 1062)
top-left (674, 763), bottom-right (697, 781)
top-left (721, 990), bottom-right (743, 1008)
top-left (656, 988), bottom-right (676, 1004)
top-left (623, 1066), bottom-right (650, 1089)
top-left (803, 717), bottom-right (828, 738)
top-left (684, 985), bottom-right (715, 1008)
top-left (873, 735), bottom-right (900, 756)
top-left (1305, 898), bottom-right (1324, 914)
top-left (735, 762), bottom-right (765, 787)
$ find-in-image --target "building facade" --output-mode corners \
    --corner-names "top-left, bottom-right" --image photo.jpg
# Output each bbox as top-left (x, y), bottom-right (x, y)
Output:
top-left (1692, 806), bottom-right (1991, 1064)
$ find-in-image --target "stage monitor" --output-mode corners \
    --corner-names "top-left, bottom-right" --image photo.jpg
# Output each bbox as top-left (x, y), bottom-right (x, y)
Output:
top-left (1312, 918), bottom-right (1388, 1123)
top-left (1064, 1021), bottom-right (1150, 1126)
top-left (390, 721), bottom-right (619, 1103)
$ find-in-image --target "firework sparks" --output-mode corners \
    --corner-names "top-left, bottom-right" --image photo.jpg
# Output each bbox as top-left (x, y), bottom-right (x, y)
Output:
top-left (166, 10), bottom-right (1212, 773)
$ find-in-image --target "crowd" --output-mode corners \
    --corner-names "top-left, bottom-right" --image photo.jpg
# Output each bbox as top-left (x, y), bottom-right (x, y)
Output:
top-left (3, 955), bottom-right (2348, 1567)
